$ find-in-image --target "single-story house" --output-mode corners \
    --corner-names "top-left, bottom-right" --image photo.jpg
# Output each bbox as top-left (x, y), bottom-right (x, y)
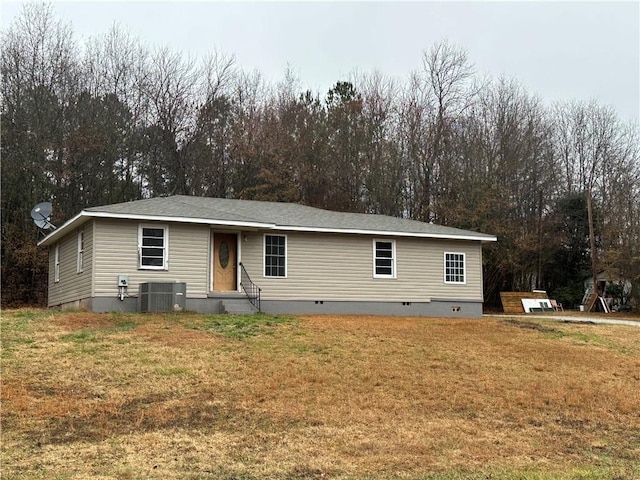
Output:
top-left (38, 195), bottom-right (497, 317)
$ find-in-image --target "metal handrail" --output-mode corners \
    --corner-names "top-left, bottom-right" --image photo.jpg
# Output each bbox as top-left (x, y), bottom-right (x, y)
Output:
top-left (239, 262), bottom-right (261, 312)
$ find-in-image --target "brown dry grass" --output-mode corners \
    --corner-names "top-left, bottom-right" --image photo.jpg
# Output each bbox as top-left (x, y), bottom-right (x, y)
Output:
top-left (2, 309), bottom-right (639, 479)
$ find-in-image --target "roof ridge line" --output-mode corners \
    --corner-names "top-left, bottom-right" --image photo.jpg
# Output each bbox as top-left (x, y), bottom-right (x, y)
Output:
top-left (173, 195), bottom-right (266, 223)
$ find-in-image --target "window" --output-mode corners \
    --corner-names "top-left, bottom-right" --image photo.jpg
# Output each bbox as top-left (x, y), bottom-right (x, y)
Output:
top-left (54, 244), bottom-right (60, 283)
top-left (445, 252), bottom-right (466, 284)
top-left (374, 239), bottom-right (396, 278)
top-left (77, 230), bottom-right (84, 273)
top-left (264, 234), bottom-right (286, 277)
top-left (139, 225), bottom-right (168, 269)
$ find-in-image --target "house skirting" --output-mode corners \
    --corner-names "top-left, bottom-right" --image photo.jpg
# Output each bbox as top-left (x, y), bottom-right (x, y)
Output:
top-left (51, 296), bottom-right (483, 318)
top-left (260, 299), bottom-right (483, 318)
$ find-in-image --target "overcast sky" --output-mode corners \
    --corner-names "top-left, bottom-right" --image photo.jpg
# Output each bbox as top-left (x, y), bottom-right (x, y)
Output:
top-left (2, 1), bottom-right (639, 122)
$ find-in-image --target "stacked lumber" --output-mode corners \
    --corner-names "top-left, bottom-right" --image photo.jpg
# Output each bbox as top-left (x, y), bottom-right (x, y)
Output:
top-left (500, 291), bottom-right (549, 314)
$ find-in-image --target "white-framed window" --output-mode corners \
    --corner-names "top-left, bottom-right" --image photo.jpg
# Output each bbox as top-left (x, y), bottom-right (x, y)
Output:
top-left (138, 224), bottom-right (168, 270)
top-left (444, 252), bottom-right (466, 284)
top-left (54, 244), bottom-right (60, 283)
top-left (373, 239), bottom-right (396, 278)
top-left (264, 234), bottom-right (286, 277)
top-left (77, 230), bottom-right (84, 273)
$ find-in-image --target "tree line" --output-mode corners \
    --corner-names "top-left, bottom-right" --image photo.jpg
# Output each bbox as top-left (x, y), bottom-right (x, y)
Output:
top-left (2, 4), bottom-right (639, 308)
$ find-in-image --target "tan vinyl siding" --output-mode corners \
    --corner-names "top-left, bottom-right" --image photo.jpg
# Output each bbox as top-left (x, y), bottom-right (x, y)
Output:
top-left (239, 231), bottom-right (484, 302)
top-left (93, 219), bottom-right (209, 298)
top-left (48, 222), bottom-right (93, 307)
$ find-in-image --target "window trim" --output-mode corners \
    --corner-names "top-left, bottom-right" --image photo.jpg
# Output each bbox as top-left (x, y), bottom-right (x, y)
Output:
top-left (138, 224), bottom-right (169, 270)
top-left (77, 230), bottom-right (84, 273)
top-left (373, 239), bottom-right (397, 279)
top-left (263, 234), bottom-right (287, 278)
top-left (444, 251), bottom-right (466, 285)
top-left (54, 244), bottom-right (60, 283)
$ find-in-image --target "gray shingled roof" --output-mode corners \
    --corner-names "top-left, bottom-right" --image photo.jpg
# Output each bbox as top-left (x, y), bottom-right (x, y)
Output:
top-left (82, 195), bottom-right (495, 240)
top-left (40, 195), bottom-right (496, 246)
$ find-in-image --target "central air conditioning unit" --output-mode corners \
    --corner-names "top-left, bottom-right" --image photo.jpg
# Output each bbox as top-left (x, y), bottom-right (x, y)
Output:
top-left (139, 282), bottom-right (187, 312)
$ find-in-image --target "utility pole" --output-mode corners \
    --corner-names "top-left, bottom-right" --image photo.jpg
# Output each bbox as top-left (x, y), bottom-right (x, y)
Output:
top-left (586, 185), bottom-right (599, 310)
top-left (536, 189), bottom-right (543, 290)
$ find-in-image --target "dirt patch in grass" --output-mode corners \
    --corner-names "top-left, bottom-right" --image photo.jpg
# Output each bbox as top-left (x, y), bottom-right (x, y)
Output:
top-left (2, 310), bottom-right (640, 479)
top-left (134, 319), bottom-right (222, 349)
top-left (500, 318), bottom-right (559, 333)
top-left (54, 311), bottom-right (123, 331)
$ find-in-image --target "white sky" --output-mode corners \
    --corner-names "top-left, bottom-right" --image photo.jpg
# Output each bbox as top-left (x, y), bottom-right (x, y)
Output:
top-left (2, 1), bottom-right (639, 122)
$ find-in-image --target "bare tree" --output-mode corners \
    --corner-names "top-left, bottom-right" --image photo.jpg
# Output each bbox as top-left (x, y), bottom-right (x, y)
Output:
top-left (137, 46), bottom-right (200, 195)
top-left (415, 40), bottom-right (476, 222)
top-left (1, 3), bottom-right (78, 305)
top-left (357, 71), bottom-right (404, 216)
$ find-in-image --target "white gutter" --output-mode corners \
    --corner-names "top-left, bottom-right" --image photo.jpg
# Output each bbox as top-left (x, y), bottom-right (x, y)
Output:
top-left (279, 225), bottom-right (497, 242)
top-left (39, 210), bottom-right (497, 246)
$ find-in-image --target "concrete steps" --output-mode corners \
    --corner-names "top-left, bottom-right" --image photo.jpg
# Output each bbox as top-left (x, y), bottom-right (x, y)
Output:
top-left (221, 297), bottom-right (258, 315)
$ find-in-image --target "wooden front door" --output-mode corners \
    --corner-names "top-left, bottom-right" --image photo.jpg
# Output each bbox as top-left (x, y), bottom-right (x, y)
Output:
top-left (213, 233), bottom-right (237, 292)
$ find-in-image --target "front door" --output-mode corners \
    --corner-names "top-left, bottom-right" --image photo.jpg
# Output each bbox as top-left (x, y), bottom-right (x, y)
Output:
top-left (213, 233), bottom-right (237, 292)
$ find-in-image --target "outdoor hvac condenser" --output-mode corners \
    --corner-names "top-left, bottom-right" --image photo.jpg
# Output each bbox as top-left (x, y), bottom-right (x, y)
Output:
top-left (139, 282), bottom-right (187, 312)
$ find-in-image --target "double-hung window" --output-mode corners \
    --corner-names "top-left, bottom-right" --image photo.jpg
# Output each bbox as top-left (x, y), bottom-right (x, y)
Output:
top-left (77, 230), bottom-right (84, 273)
top-left (373, 239), bottom-right (396, 278)
top-left (54, 244), bottom-right (60, 282)
top-left (264, 234), bottom-right (286, 277)
top-left (139, 225), bottom-right (168, 270)
top-left (444, 252), bottom-right (466, 284)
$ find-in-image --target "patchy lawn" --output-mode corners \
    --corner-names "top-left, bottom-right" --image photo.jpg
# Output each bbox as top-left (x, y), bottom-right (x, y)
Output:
top-left (2, 309), bottom-right (639, 479)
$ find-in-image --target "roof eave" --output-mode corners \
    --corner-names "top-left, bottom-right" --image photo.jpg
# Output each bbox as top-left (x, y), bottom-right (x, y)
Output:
top-left (38, 211), bottom-right (276, 246)
top-left (38, 210), bottom-right (498, 246)
top-left (38, 212), bottom-right (86, 246)
top-left (278, 225), bottom-right (497, 241)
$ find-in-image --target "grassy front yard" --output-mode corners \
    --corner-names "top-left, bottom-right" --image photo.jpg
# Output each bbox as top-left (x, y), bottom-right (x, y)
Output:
top-left (2, 309), bottom-right (639, 479)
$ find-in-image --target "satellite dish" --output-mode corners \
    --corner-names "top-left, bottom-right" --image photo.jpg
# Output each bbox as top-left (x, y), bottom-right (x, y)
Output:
top-left (31, 202), bottom-right (52, 220)
top-left (30, 202), bottom-right (56, 231)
